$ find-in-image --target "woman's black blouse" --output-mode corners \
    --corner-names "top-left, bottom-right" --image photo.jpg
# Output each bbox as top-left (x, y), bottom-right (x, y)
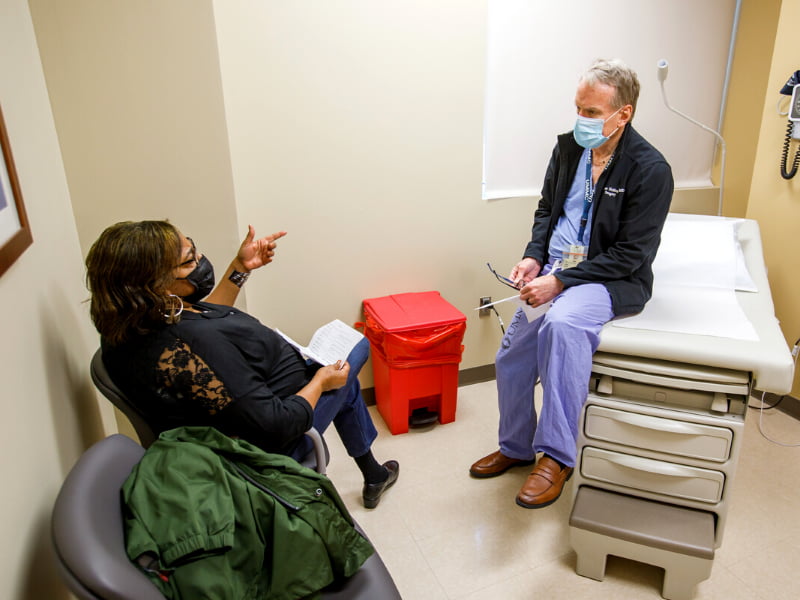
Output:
top-left (102, 302), bottom-right (318, 455)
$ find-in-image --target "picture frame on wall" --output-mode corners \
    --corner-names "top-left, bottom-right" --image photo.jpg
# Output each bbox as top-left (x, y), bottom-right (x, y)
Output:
top-left (0, 104), bottom-right (32, 278)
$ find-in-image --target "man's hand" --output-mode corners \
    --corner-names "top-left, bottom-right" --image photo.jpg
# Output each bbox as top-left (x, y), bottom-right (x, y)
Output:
top-left (510, 257), bottom-right (541, 288)
top-left (519, 274), bottom-right (564, 307)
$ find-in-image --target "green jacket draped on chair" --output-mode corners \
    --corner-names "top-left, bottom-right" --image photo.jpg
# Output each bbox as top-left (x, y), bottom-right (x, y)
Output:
top-left (122, 426), bottom-right (374, 600)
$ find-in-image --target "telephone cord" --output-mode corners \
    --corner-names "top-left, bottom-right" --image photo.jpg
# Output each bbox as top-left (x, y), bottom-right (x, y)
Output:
top-left (780, 120), bottom-right (800, 179)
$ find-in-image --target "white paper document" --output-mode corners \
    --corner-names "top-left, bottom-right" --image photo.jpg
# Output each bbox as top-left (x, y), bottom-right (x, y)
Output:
top-left (277, 319), bottom-right (364, 365)
top-left (473, 294), bottom-right (551, 323)
top-left (472, 294), bottom-right (518, 310)
top-left (518, 297), bottom-right (551, 322)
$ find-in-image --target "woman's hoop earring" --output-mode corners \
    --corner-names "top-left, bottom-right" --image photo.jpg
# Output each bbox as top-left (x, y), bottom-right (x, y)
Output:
top-left (164, 294), bottom-right (185, 322)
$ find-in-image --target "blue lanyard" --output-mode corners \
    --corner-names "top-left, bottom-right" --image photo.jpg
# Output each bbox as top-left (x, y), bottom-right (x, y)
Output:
top-left (576, 151), bottom-right (595, 244)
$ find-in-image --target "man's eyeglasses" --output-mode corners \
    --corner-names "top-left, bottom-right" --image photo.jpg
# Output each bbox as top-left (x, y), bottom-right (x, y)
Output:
top-left (486, 262), bottom-right (520, 290)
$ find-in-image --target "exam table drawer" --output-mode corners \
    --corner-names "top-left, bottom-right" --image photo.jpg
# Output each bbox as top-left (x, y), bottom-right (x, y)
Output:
top-left (580, 447), bottom-right (725, 504)
top-left (583, 405), bottom-right (733, 463)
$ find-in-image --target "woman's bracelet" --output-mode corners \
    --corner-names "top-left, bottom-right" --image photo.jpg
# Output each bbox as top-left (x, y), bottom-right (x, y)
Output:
top-left (228, 269), bottom-right (251, 288)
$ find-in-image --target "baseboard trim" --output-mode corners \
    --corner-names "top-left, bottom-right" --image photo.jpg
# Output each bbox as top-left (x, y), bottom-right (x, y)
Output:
top-left (753, 390), bottom-right (800, 420)
top-left (361, 364), bottom-right (496, 406)
top-left (362, 387), bottom-right (375, 405)
top-left (363, 368), bottom-right (799, 424)
top-left (459, 363), bottom-right (497, 386)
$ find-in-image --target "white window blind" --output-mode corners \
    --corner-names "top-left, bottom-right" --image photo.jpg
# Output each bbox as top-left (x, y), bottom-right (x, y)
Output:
top-left (483, 0), bottom-right (736, 200)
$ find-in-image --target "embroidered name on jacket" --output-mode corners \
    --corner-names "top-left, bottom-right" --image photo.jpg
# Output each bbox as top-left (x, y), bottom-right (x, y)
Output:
top-left (603, 187), bottom-right (625, 198)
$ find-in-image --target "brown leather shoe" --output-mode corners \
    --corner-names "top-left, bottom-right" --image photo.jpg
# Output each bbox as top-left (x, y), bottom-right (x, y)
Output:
top-left (470, 450), bottom-right (535, 478)
top-left (515, 456), bottom-right (573, 508)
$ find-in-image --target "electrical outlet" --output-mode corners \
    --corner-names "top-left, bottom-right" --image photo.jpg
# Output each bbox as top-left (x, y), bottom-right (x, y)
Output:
top-left (479, 296), bottom-right (492, 317)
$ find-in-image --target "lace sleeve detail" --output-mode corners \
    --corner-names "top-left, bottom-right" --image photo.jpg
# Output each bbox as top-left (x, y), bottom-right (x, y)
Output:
top-left (156, 338), bottom-right (234, 415)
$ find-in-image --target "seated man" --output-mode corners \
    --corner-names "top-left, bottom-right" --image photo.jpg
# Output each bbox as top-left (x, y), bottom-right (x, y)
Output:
top-left (85, 220), bottom-right (398, 509)
top-left (471, 58), bottom-right (673, 508)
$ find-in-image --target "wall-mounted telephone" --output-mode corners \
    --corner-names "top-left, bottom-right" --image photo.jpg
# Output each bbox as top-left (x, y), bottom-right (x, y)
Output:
top-left (790, 85), bottom-right (800, 123)
top-left (780, 70), bottom-right (800, 179)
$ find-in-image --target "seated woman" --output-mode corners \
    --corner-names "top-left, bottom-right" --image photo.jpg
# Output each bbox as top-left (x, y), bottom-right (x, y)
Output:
top-left (85, 220), bottom-right (398, 509)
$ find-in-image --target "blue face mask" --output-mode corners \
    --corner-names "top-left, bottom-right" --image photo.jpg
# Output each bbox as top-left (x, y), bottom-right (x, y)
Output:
top-left (573, 107), bottom-right (623, 149)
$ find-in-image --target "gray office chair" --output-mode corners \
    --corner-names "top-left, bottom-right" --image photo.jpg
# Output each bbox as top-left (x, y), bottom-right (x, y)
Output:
top-left (90, 348), bottom-right (328, 473)
top-left (51, 433), bottom-right (402, 600)
top-left (90, 349), bottom-right (157, 448)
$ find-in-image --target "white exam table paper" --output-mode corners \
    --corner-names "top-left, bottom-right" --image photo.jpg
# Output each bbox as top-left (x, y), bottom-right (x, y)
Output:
top-left (611, 284), bottom-right (759, 341)
top-left (599, 217), bottom-right (793, 394)
top-left (611, 215), bottom-right (758, 340)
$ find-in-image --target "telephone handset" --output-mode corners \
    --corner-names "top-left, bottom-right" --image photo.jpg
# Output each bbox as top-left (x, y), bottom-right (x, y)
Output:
top-left (780, 70), bottom-right (800, 179)
top-left (790, 85), bottom-right (800, 122)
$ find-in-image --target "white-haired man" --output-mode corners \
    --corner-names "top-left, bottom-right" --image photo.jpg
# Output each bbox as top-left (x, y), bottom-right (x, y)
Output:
top-left (471, 59), bottom-right (674, 508)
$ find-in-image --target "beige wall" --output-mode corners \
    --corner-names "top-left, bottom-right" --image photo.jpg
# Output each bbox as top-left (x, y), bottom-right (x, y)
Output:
top-left (210, 0), bottom-right (787, 386)
top-left (211, 0), bottom-right (519, 376)
top-left (747, 0), bottom-right (800, 397)
top-left (29, 0), bottom-right (243, 436)
top-left (30, 0), bottom-right (787, 388)
top-left (0, 1), bottom-right (116, 599)
top-left (28, 0), bottom-right (241, 295)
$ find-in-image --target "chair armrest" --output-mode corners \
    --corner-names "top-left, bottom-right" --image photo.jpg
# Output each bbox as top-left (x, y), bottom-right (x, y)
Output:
top-left (305, 427), bottom-right (327, 475)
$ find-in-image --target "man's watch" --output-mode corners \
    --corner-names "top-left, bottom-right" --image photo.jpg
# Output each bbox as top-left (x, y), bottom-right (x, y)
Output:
top-left (228, 269), bottom-right (251, 288)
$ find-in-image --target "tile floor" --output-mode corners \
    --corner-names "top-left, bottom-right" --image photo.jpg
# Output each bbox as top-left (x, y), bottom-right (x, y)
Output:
top-left (324, 381), bottom-right (800, 600)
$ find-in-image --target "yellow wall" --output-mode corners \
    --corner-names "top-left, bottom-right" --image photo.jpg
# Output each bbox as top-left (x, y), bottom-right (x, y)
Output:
top-left (747, 0), bottom-right (800, 397)
top-left (719, 0), bottom-right (782, 217)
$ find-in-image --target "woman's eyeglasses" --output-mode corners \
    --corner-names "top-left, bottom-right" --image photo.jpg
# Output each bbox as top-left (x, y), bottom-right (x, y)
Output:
top-left (486, 262), bottom-right (520, 290)
top-left (177, 237), bottom-right (198, 268)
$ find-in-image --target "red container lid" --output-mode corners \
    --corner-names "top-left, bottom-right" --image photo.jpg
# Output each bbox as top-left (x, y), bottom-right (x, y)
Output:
top-left (363, 291), bottom-right (466, 332)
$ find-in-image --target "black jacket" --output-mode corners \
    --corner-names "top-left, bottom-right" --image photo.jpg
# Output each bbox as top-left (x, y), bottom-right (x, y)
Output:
top-left (524, 125), bottom-right (673, 316)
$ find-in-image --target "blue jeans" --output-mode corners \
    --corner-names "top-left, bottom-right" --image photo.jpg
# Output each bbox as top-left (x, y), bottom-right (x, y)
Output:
top-left (495, 283), bottom-right (613, 467)
top-left (290, 337), bottom-right (377, 460)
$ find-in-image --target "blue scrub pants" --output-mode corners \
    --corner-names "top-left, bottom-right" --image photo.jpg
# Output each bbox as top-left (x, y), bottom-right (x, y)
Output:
top-left (291, 337), bottom-right (377, 461)
top-left (495, 283), bottom-right (613, 467)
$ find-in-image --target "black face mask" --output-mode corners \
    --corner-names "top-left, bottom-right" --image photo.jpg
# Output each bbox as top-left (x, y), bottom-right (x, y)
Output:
top-left (178, 255), bottom-right (215, 304)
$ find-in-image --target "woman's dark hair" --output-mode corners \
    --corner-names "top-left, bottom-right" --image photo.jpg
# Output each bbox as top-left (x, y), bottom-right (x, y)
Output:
top-left (86, 220), bottom-right (183, 345)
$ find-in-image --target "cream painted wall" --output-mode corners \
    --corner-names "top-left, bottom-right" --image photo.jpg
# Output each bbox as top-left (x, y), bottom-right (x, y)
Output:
top-left (211, 1), bottom-right (783, 385)
top-left (211, 0), bottom-right (521, 380)
top-left (747, 0), bottom-right (800, 397)
top-left (31, 0), bottom-right (784, 393)
top-left (29, 0), bottom-right (243, 436)
top-left (29, 0), bottom-right (241, 297)
top-left (0, 1), bottom-right (116, 598)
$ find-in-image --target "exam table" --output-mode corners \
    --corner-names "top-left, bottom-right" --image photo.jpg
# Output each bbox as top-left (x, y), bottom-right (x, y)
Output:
top-left (568, 215), bottom-right (795, 600)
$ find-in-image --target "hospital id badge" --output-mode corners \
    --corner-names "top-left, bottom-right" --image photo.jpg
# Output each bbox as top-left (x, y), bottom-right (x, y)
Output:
top-left (562, 244), bottom-right (587, 269)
